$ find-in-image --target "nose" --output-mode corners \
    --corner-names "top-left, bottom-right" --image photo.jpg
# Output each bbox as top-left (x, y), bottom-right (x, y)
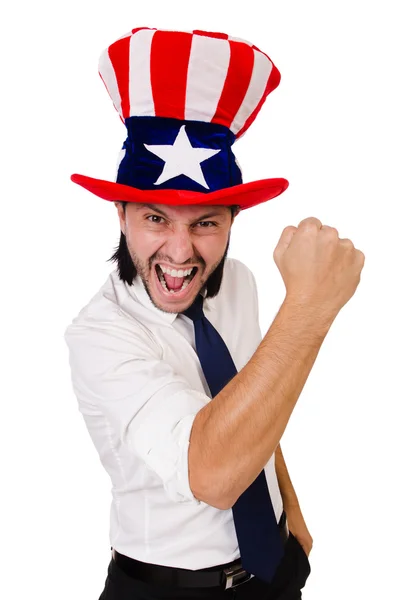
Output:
top-left (161, 227), bottom-right (197, 266)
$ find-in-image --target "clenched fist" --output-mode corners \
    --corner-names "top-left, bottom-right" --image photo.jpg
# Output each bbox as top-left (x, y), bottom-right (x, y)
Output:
top-left (273, 217), bottom-right (365, 317)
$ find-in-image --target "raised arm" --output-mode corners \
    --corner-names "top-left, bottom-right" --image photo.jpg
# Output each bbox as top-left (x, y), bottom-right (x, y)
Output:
top-left (188, 217), bottom-right (365, 509)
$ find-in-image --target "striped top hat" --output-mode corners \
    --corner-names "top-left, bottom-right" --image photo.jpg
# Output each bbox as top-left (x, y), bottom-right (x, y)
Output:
top-left (71, 27), bottom-right (289, 210)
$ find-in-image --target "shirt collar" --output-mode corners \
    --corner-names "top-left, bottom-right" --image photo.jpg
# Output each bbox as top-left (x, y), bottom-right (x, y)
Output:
top-left (126, 272), bottom-right (209, 324)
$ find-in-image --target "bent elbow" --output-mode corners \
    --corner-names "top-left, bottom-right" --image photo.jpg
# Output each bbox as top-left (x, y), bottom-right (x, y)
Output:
top-left (190, 472), bottom-right (234, 510)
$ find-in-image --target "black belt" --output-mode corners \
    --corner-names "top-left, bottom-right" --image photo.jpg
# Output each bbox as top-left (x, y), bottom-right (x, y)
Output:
top-left (112, 510), bottom-right (289, 590)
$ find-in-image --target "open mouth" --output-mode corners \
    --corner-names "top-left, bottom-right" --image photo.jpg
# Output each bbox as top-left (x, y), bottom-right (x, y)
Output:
top-left (155, 264), bottom-right (199, 295)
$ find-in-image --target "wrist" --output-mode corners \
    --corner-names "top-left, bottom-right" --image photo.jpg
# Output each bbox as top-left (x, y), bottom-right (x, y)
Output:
top-left (282, 294), bottom-right (337, 333)
top-left (283, 497), bottom-right (301, 510)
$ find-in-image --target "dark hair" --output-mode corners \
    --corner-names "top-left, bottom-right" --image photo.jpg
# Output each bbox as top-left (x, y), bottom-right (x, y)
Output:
top-left (107, 203), bottom-right (239, 298)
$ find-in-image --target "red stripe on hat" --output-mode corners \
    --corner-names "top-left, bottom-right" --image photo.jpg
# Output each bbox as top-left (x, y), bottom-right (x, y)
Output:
top-left (150, 31), bottom-right (193, 120)
top-left (131, 26), bottom-right (153, 35)
top-left (212, 40), bottom-right (254, 129)
top-left (192, 30), bottom-right (228, 39)
top-left (236, 53), bottom-right (281, 139)
top-left (108, 36), bottom-right (131, 120)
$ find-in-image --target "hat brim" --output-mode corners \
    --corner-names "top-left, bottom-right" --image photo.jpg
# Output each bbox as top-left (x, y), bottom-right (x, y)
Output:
top-left (70, 174), bottom-right (289, 210)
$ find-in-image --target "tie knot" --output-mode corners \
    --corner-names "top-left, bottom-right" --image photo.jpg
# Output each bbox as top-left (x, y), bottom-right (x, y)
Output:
top-left (182, 294), bottom-right (204, 322)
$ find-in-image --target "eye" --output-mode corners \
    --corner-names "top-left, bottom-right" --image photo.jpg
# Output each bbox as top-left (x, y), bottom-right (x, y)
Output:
top-left (147, 215), bottom-right (164, 224)
top-left (196, 221), bottom-right (216, 228)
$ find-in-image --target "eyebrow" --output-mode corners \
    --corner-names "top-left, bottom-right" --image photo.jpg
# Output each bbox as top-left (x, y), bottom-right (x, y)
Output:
top-left (137, 203), bottom-right (226, 220)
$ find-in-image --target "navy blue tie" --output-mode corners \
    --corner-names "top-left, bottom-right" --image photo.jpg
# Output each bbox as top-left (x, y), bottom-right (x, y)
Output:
top-left (183, 293), bottom-right (285, 583)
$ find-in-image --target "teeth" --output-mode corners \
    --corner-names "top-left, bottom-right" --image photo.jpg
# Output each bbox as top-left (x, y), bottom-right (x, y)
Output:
top-left (159, 265), bottom-right (193, 277)
top-left (158, 269), bottom-right (191, 293)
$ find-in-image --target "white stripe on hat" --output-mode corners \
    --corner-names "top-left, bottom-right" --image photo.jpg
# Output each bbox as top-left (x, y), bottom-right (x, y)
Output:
top-left (115, 30), bottom-right (136, 42)
top-left (114, 148), bottom-right (126, 182)
top-left (230, 49), bottom-right (273, 136)
top-left (99, 48), bottom-right (123, 121)
top-left (185, 34), bottom-right (231, 123)
top-left (129, 29), bottom-right (156, 117)
top-left (227, 35), bottom-right (253, 45)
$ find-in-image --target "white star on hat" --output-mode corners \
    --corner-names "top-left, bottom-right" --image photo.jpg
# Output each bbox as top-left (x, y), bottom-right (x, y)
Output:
top-left (144, 125), bottom-right (221, 189)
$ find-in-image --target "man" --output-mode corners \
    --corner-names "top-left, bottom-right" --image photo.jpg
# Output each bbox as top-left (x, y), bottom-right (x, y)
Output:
top-left (64, 27), bottom-right (365, 599)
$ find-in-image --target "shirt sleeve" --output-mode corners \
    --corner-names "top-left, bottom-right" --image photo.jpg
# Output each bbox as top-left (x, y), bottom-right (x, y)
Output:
top-left (64, 316), bottom-right (210, 505)
top-left (246, 264), bottom-right (263, 344)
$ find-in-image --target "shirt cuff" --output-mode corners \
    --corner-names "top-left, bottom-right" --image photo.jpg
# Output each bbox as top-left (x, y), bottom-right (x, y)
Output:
top-left (132, 390), bottom-right (206, 505)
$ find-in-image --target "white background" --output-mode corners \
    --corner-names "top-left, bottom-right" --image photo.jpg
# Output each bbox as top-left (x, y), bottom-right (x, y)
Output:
top-left (1, 1), bottom-right (396, 598)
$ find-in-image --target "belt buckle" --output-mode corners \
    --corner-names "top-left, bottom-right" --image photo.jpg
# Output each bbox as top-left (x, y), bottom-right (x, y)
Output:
top-left (223, 563), bottom-right (253, 589)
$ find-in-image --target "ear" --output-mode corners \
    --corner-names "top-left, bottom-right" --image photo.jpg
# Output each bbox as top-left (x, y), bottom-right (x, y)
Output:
top-left (231, 207), bottom-right (241, 224)
top-left (114, 202), bottom-right (126, 235)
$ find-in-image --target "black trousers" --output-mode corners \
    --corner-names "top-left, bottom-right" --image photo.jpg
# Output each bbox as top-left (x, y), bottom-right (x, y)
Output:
top-left (98, 532), bottom-right (311, 600)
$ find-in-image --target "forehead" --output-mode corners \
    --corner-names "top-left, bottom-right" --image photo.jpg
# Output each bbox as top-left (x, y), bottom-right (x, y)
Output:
top-left (132, 203), bottom-right (230, 219)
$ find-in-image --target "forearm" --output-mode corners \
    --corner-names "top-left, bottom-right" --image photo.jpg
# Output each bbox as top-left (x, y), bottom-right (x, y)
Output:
top-left (189, 297), bottom-right (335, 509)
top-left (275, 444), bottom-right (299, 508)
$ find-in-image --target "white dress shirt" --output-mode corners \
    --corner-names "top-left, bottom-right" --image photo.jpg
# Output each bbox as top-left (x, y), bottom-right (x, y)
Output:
top-left (64, 257), bottom-right (283, 569)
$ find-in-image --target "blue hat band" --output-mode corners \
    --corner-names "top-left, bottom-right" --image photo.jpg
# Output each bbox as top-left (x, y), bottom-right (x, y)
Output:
top-left (116, 116), bottom-right (242, 193)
